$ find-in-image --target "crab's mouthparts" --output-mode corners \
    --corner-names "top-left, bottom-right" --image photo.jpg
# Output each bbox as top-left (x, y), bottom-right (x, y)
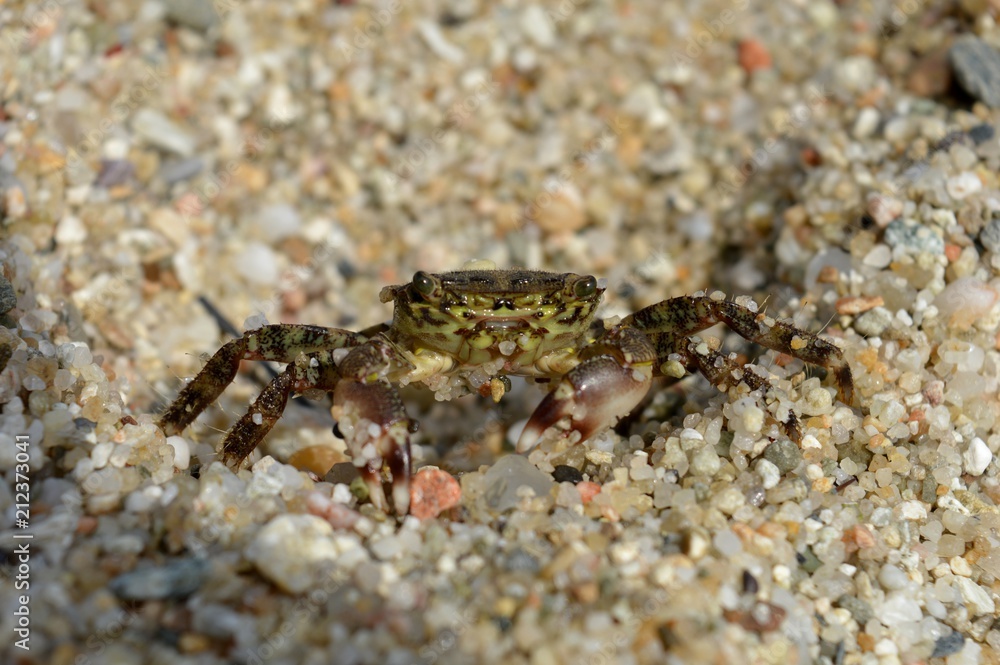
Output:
top-left (478, 318), bottom-right (531, 330)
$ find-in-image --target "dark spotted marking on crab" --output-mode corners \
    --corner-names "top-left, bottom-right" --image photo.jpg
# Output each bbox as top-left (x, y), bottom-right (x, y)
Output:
top-left (159, 262), bottom-right (854, 515)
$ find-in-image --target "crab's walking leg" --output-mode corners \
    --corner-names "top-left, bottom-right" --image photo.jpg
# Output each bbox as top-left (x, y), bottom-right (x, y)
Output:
top-left (221, 349), bottom-right (347, 465)
top-left (517, 326), bottom-right (656, 453)
top-left (623, 295), bottom-right (854, 405)
top-left (671, 339), bottom-right (802, 441)
top-left (158, 324), bottom-right (364, 436)
top-left (332, 337), bottom-right (414, 514)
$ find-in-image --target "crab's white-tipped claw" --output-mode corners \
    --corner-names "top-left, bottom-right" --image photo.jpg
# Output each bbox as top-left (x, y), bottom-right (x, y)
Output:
top-left (363, 470), bottom-right (389, 512)
top-left (517, 355), bottom-right (652, 453)
top-left (392, 473), bottom-right (411, 516)
top-left (334, 380), bottom-right (413, 515)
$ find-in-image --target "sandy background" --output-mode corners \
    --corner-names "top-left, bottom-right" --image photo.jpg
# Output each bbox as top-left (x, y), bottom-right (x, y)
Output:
top-left (3, 0), bottom-right (1000, 663)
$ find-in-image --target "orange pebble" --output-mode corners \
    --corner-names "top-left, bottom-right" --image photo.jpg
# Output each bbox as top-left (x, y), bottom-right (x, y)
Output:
top-left (410, 467), bottom-right (462, 519)
top-left (577, 481), bottom-right (601, 504)
top-left (738, 39), bottom-right (772, 73)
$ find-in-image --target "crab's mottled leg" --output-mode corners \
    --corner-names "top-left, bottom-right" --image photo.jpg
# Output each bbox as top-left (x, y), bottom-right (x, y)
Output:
top-left (331, 337), bottom-right (414, 514)
top-left (517, 326), bottom-right (657, 453)
top-left (158, 324), bottom-right (365, 436)
top-left (670, 338), bottom-right (802, 441)
top-left (623, 295), bottom-right (854, 405)
top-left (220, 349), bottom-right (348, 465)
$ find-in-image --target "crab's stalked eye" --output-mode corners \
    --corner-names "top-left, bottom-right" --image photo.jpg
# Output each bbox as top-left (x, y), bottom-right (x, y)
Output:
top-left (574, 276), bottom-right (598, 298)
top-left (412, 271), bottom-right (437, 298)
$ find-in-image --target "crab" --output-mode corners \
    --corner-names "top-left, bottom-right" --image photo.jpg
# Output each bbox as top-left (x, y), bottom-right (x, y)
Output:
top-left (158, 262), bottom-right (853, 514)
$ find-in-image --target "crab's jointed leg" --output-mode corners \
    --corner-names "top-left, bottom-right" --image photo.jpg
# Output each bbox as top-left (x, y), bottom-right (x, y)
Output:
top-left (158, 324), bottom-right (365, 437)
top-left (670, 338), bottom-right (802, 441)
top-left (332, 336), bottom-right (415, 514)
top-left (622, 295), bottom-right (854, 405)
top-left (219, 348), bottom-right (347, 465)
top-left (517, 326), bottom-right (657, 453)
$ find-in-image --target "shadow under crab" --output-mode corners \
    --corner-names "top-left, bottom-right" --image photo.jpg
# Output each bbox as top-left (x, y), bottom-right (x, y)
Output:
top-left (158, 266), bottom-right (854, 514)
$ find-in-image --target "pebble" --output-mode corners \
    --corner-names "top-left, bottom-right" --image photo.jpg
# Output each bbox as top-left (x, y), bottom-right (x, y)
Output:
top-left (980, 218), bottom-right (1000, 254)
top-left (737, 39), bottom-right (772, 73)
top-left (131, 109), bottom-right (197, 157)
top-left (482, 454), bottom-right (555, 511)
top-left (690, 445), bottom-right (721, 477)
top-left (109, 558), bottom-right (209, 600)
top-left (836, 595), bottom-right (873, 625)
top-left (755, 459), bottom-right (781, 489)
top-left (288, 445), bottom-right (342, 476)
top-left (576, 481), bottom-right (601, 504)
top-left (55, 215), bottom-right (87, 245)
top-left (416, 19), bottom-right (464, 64)
top-left (908, 48), bottom-right (952, 99)
top-left (0, 273), bottom-right (15, 314)
top-left (159, 157), bottom-right (204, 184)
top-left (934, 277), bottom-right (998, 330)
top-left (763, 439), bottom-right (801, 474)
top-left (945, 172), bottom-right (982, 200)
top-left (878, 590), bottom-right (923, 625)
top-left (853, 307), bottom-right (893, 337)
top-left (884, 218), bottom-right (945, 255)
top-left (968, 123), bottom-right (995, 144)
top-left (866, 195), bottom-right (903, 227)
top-left (931, 631), bottom-right (966, 658)
top-left (950, 35), bottom-right (1000, 108)
top-left (963, 437), bottom-right (991, 476)
top-left (531, 184), bottom-right (587, 235)
top-left (552, 465), bottom-right (584, 484)
top-left (954, 577), bottom-right (995, 616)
top-left (862, 244), bottom-right (892, 268)
top-left (835, 295), bottom-right (884, 315)
top-left (521, 6), bottom-right (555, 48)
top-left (245, 515), bottom-right (341, 593)
top-left (235, 242), bottom-right (279, 286)
top-left (409, 467), bottom-right (462, 519)
top-left (166, 435), bottom-right (190, 470)
top-left (877, 564), bottom-right (909, 590)
top-left (163, 0), bottom-right (220, 31)
top-left (852, 107), bottom-right (880, 139)
top-left (254, 203), bottom-right (302, 242)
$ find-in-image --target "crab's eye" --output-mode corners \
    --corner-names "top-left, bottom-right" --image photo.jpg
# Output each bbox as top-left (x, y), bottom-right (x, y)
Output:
top-left (574, 276), bottom-right (598, 298)
top-left (413, 271), bottom-right (436, 297)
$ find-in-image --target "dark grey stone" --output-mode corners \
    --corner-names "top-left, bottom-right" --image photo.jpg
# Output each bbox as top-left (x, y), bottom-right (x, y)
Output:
top-left (951, 36), bottom-right (1000, 108)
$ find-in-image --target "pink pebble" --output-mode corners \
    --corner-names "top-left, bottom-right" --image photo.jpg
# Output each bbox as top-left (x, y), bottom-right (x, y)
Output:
top-left (410, 468), bottom-right (462, 519)
top-left (577, 481), bottom-right (601, 504)
top-left (306, 490), bottom-right (360, 529)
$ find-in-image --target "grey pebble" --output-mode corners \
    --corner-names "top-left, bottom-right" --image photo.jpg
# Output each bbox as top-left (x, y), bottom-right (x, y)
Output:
top-left (159, 157), bottom-right (205, 184)
top-left (164, 0), bottom-right (220, 32)
top-left (980, 218), bottom-right (1000, 254)
top-left (835, 595), bottom-right (874, 626)
top-left (884, 218), bottom-right (945, 255)
top-left (95, 160), bottom-right (136, 188)
top-left (968, 123), bottom-right (995, 145)
top-left (950, 36), bottom-right (1000, 108)
top-left (0, 273), bottom-right (16, 314)
top-left (109, 557), bottom-right (210, 601)
top-left (930, 630), bottom-right (965, 658)
top-left (763, 439), bottom-right (801, 474)
top-left (483, 454), bottom-right (555, 512)
top-left (503, 547), bottom-right (541, 574)
top-left (854, 307), bottom-right (893, 337)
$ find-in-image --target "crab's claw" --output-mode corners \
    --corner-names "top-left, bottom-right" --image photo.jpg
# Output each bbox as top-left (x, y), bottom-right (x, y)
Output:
top-left (517, 329), bottom-right (655, 453)
top-left (333, 379), bottom-right (412, 515)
